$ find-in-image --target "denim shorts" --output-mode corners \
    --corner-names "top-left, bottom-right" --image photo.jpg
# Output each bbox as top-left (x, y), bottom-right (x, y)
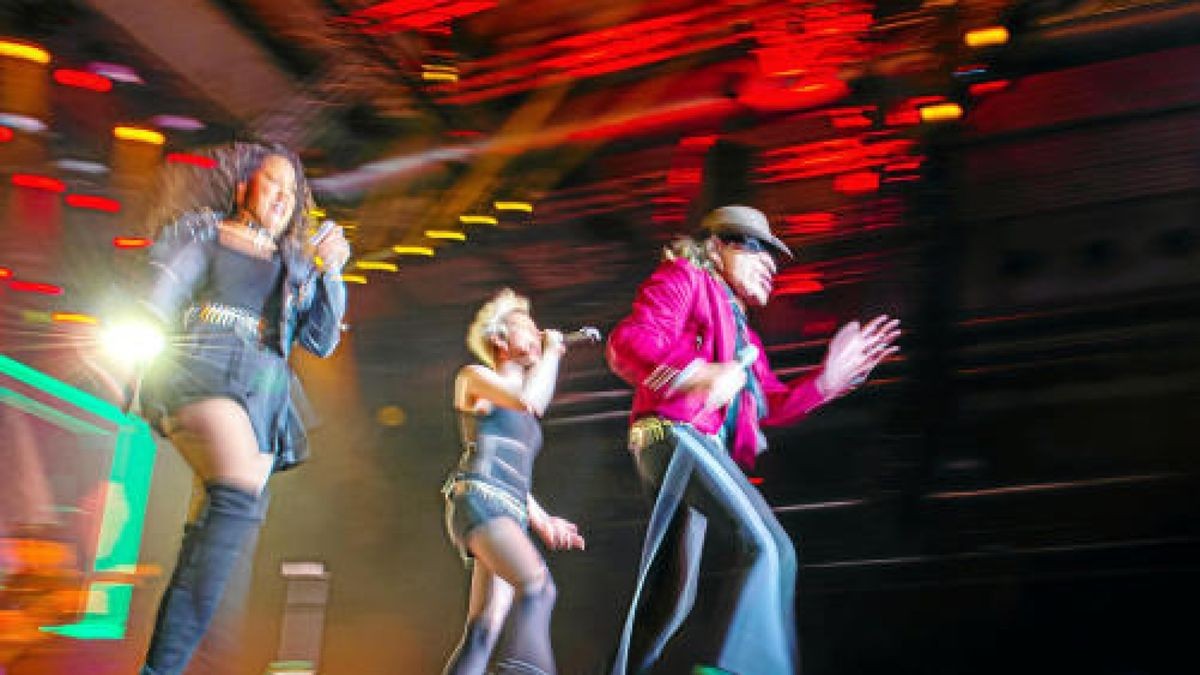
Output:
top-left (442, 476), bottom-right (529, 564)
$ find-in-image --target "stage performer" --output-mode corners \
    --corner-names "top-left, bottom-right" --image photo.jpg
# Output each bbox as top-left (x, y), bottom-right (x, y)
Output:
top-left (442, 289), bottom-right (586, 675)
top-left (607, 206), bottom-right (900, 675)
top-left (134, 141), bottom-right (350, 675)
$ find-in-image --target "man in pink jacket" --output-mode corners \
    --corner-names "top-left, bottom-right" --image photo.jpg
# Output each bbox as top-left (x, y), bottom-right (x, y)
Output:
top-left (607, 206), bottom-right (900, 675)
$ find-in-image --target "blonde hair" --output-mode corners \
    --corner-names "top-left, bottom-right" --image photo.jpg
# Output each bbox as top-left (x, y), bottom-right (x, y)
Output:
top-left (663, 235), bottom-right (716, 270)
top-left (466, 288), bottom-right (531, 368)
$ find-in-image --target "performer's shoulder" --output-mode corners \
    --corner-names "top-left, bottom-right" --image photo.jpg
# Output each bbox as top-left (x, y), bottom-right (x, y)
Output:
top-left (158, 208), bottom-right (221, 245)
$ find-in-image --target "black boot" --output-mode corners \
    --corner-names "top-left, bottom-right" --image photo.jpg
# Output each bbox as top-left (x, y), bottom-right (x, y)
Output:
top-left (142, 482), bottom-right (265, 675)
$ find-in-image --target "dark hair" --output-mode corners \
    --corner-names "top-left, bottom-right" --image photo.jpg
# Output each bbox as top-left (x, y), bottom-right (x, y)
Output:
top-left (143, 141), bottom-right (313, 249)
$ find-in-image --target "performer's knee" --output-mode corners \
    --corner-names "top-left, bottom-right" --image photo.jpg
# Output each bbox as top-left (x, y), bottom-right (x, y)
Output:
top-left (518, 567), bottom-right (557, 608)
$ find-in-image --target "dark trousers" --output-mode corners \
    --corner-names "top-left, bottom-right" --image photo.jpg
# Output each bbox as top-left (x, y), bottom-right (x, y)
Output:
top-left (613, 424), bottom-right (799, 675)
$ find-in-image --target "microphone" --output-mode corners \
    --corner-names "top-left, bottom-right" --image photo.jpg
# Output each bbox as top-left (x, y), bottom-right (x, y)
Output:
top-left (310, 219), bottom-right (336, 245)
top-left (562, 326), bottom-right (602, 345)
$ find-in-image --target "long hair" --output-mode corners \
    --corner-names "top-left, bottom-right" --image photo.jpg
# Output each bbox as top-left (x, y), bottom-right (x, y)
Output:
top-left (143, 141), bottom-right (314, 251)
top-left (663, 234), bottom-right (716, 270)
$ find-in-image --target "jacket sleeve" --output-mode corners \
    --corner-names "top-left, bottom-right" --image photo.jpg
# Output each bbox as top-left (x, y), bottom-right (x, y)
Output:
top-left (140, 212), bottom-right (216, 325)
top-left (295, 271), bottom-right (347, 357)
top-left (606, 259), bottom-right (704, 394)
top-left (748, 329), bottom-right (828, 428)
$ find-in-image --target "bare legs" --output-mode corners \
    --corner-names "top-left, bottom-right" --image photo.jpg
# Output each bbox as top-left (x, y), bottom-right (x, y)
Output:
top-left (444, 518), bottom-right (558, 675)
top-left (142, 398), bottom-right (272, 675)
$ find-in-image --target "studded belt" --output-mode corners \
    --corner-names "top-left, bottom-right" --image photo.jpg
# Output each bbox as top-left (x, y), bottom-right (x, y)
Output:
top-left (184, 303), bottom-right (265, 342)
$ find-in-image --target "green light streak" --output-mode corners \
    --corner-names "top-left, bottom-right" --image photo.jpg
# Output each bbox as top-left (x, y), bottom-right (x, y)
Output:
top-left (0, 353), bottom-right (156, 640)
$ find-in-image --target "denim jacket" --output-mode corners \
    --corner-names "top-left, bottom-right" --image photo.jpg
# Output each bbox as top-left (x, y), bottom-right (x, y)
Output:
top-left (141, 209), bottom-right (346, 358)
top-left (138, 209), bottom-right (347, 470)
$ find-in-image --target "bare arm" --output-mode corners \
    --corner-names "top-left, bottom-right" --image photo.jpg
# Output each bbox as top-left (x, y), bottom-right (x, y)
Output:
top-left (454, 333), bottom-right (566, 416)
top-left (528, 493), bottom-right (585, 551)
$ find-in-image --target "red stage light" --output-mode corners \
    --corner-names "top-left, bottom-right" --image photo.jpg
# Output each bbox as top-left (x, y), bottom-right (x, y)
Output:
top-left (0, 127), bottom-right (12, 143)
top-left (0, 267), bottom-right (11, 279)
top-left (166, 152), bottom-right (217, 168)
top-left (113, 237), bottom-right (153, 249)
top-left (834, 172), bottom-right (880, 194)
top-left (11, 174), bottom-right (66, 193)
top-left (53, 68), bottom-right (113, 92)
top-left (968, 80), bottom-right (1011, 97)
top-left (65, 194), bottom-right (121, 213)
top-left (749, 477), bottom-right (765, 486)
top-left (9, 280), bottom-right (63, 295)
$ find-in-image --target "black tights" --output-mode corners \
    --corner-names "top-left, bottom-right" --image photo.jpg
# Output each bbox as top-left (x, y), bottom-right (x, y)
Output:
top-left (444, 519), bottom-right (558, 675)
top-left (141, 482), bottom-right (265, 675)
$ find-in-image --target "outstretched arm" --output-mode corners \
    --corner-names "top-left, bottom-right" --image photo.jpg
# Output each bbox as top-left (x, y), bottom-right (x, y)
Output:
top-left (757, 315), bottom-right (901, 427)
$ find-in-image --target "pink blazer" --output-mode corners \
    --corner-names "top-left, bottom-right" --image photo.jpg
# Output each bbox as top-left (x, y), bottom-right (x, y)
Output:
top-left (607, 257), bottom-right (827, 470)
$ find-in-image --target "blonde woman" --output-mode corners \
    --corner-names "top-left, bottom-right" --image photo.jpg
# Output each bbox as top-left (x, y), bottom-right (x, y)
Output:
top-left (442, 289), bottom-right (586, 675)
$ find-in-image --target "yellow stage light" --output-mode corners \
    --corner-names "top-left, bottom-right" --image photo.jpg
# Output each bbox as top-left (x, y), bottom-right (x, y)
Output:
top-left (113, 126), bottom-right (165, 145)
top-left (0, 40), bottom-right (50, 65)
top-left (965, 26), bottom-right (1009, 48)
top-left (425, 230), bottom-right (466, 241)
top-left (459, 215), bottom-right (498, 225)
top-left (392, 245), bottom-right (435, 256)
top-left (919, 102), bottom-right (964, 123)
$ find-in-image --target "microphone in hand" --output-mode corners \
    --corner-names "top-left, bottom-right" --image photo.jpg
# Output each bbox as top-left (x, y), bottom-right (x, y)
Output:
top-left (563, 326), bottom-right (602, 345)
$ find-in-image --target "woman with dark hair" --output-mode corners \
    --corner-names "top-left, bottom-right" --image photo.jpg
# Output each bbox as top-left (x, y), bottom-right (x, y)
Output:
top-left (134, 142), bottom-right (350, 675)
top-left (442, 289), bottom-right (586, 675)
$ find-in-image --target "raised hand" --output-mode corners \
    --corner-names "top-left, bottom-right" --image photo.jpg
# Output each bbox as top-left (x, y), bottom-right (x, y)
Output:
top-left (816, 315), bottom-right (901, 400)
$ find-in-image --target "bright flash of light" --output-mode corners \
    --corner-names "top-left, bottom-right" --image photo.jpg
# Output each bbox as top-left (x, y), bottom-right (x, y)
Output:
top-left (100, 321), bottom-right (165, 365)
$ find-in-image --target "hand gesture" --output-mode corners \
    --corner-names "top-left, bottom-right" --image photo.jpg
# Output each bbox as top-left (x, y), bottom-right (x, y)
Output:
top-left (681, 362), bottom-right (747, 413)
top-left (532, 514), bottom-right (586, 551)
top-left (315, 225), bottom-right (351, 272)
top-left (817, 315), bottom-right (901, 399)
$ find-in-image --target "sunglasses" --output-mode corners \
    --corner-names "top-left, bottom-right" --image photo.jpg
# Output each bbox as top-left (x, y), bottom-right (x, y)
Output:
top-left (718, 234), bottom-right (773, 255)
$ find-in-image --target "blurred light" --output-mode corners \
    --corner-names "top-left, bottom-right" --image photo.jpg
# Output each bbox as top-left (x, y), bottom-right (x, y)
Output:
top-left (100, 320), bottom-right (164, 365)
top-left (354, 261), bottom-right (398, 272)
top-left (55, 158), bottom-right (110, 174)
top-left (459, 215), bottom-right (498, 225)
top-left (113, 237), bottom-right (153, 249)
top-left (166, 152), bottom-right (217, 168)
top-left (0, 126), bottom-right (11, 143)
top-left (968, 80), bottom-right (1011, 97)
top-left (0, 113), bottom-right (48, 133)
top-left (0, 40), bottom-right (50, 65)
top-left (11, 174), bottom-right (66, 193)
top-left (66, 194), bottom-right (121, 213)
top-left (919, 102), bottom-right (964, 123)
top-left (113, 126), bottom-right (165, 145)
top-left (339, 273), bottom-right (368, 284)
top-left (53, 69), bottom-right (112, 92)
top-left (9, 280), bottom-right (63, 295)
top-left (833, 172), bottom-right (880, 194)
top-left (150, 114), bottom-right (205, 131)
top-left (425, 230), bottom-right (466, 241)
top-left (309, 207), bottom-right (327, 218)
top-left (22, 310), bottom-right (51, 323)
top-left (376, 405), bottom-right (407, 428)
top-left (965, 26), bottom-right (1009, 48)
top-left (494, 201), bottom-right (533, 212)
top-left (86, 61), bottom-right (143, 84)
top-left (748, 477), bottom-right (765, 486)
top-left (392, 245), bottom-right (434, 256)
top-left (52, 312), bottom-right (98, 325)
top-left (781, 212), bottom-right (836, 235)
top-left (0, 266), bottom-right (11, 279)
top-left (422, 63), bottom-right (460, 82)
